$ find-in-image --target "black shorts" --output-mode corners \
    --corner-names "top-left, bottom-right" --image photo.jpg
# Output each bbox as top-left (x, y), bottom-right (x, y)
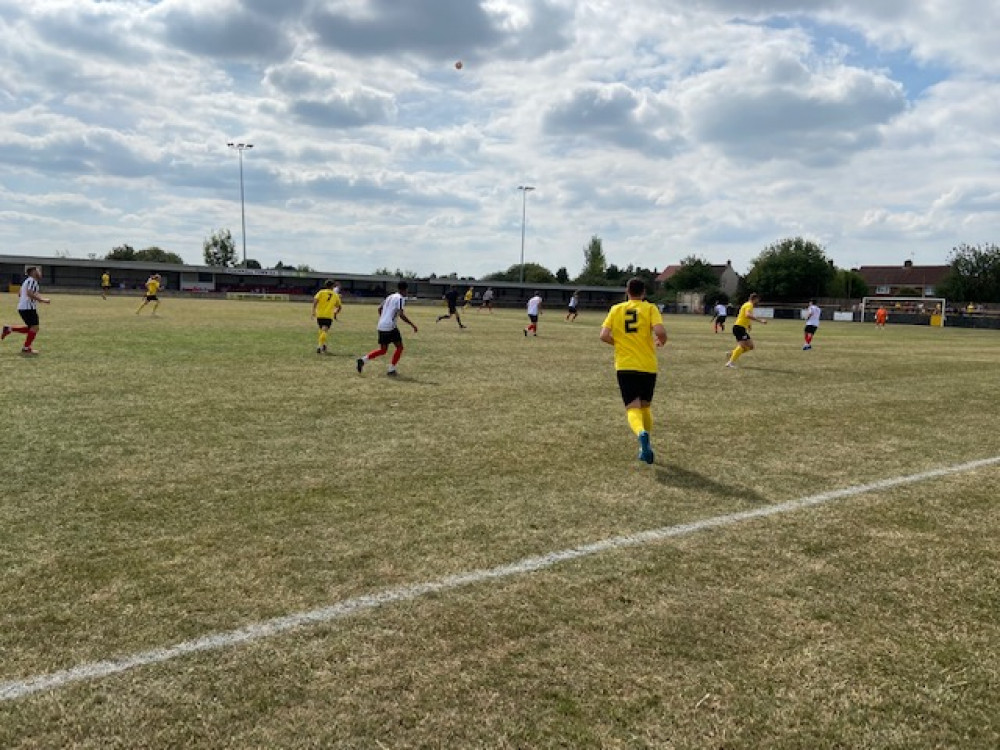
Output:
top-left (145, 295), bottom-right (158, 302)
top-left (567, 306), bottom-right (577, 314)
top-left (528, 314), bottom-right (539, 323)
top-left (19, 309), bottom-right (40, 327)
top-left (377, 328), bottom-right (403, 347)
top-left (617, 370), bottom-right (656, 405)
top-left (316, 318), bottom-right (333, 328)
top-left (732, 325), bottom-right (751, 342)
top-left (102, 285), bottom-right (111, 291)
top-left (804, 324), bottom-right (818, 335)
top-left (715, 315), bottom-right (726, 324)
top-left (447, 305), bottom-right (457, 314)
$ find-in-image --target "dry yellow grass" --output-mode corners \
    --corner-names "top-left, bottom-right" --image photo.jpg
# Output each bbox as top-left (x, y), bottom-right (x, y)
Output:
top-left (1, 294), bottom-right (998, 747)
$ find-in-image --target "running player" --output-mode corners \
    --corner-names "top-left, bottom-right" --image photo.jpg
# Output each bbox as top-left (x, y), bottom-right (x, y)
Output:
top-left (803, 299), bottom-right (820, 350)
top-left (725, 293), bottom-right (767, 368)
top-left (599, 278), bottom-right (667, 464)
top-left (136, 274), bottom-right (161, 315)
top-left (357, 281), bottom-right (418, 377)
top-left (524, 292), bottom-right (543, 336)
top-left (2, 266), bottom-right (51, 356)
top-left (712, 300), bottom-right (728, 333)
top-left (436, 286), bottom-right (466, 328)
top-left (101, 270), bottom-right (111, 300)
top-left (311, 280), bottom-right (342, 354)
top-left (566, 291), bottom-right (580, 321)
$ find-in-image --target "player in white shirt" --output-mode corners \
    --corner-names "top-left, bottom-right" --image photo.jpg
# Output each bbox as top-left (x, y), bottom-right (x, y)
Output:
top-left (566, 291), bottom-right (580, 321)
top-left (524, 292), bottom-right (543, 336)
top-left (356, 281), bottom-right (418, 376)
top-left (712, 301), bottom-right (728, 333)
top-left (479, 287), bottom-right (494, 313)
top-left (2, 266), bottom-right (51, 355)
top-left (803, 300), bottom-right (821, 350)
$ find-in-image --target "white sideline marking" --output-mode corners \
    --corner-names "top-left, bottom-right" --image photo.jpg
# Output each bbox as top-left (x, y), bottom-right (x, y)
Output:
top-left (3, 455), bottom-right (998, 703)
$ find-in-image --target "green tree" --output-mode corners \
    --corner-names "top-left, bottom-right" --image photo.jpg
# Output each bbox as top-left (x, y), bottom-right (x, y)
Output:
top-left (203, 229), bottom-right (238, 267)
top-left (937, 243), bottom-right (1000, 303)
top-left (483, 263), bottom-right (556, 284)
top-left (667, 256), bottom-right (718, 291)
top-left (827, 269), bottom-right (869, 299)
top-left (743, 237), bottom-right (835, 301)
top-left (106, 244), bottom-right (136, 261)
top-left (135, 246), bottom-right (185, 264)
top-left (575, 235), bottom-right (608, 285)
top-left (555, 267), bottom-right (569, 284)
top-left (373, 267), bottom-right (418, 279)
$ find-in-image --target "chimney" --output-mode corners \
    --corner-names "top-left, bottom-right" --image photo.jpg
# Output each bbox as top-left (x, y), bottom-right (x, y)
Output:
top-left (904, 259), bottom-right (913, 267)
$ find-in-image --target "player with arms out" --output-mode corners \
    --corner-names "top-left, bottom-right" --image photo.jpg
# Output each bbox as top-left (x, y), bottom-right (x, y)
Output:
top-left (2, 266), bottom-right (51, 356)
top-left (357, 281), bottom-right (418, 377)
top-left (311, 280), bottom-right (342, 354)
top-left (712, 300), bottom-right (728, 333)
top-left (802, 299), bottom-right (821, 350)
top-left (725, 292), bottom-right (767, 368)
top-left (599, 278), bottom-right (668, 464)
top-left (136, 274), bottom-right (161, 315)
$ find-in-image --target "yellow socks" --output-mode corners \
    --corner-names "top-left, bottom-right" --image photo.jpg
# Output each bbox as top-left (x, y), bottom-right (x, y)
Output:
top-left (641, 407), bottom-right (652, 432)
top-left (319, 330), bottom-right (328, 347)
top-left (627, 408), bottom-right (645, 436)
top-left (730, 345), bottom-right (745, 362)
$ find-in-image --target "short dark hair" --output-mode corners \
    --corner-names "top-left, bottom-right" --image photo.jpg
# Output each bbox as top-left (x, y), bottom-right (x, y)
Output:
top-left (325, 280), bottom-right (334, 288)
top-left (397, 281), bottom-right (408, 292)
top-left (626, 277), bottom-right (645, 297)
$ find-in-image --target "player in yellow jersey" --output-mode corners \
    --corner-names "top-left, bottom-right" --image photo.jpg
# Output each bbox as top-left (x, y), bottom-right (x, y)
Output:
top-left (725, 292), bottom-right (767, 368)
top-left (311, 280), bottom-right (342, 354)
top-left (463, 286), bottom-right (474, 309)
top-left (101, 271), bottom-right (111, 300)
top-left (599, 278), bottom-right (668, 464)
top-left (135, 274), bottom-right (161, 315)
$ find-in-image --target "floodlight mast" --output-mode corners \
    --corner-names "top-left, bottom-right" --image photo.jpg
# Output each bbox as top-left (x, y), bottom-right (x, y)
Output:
top-left (227, 142), bottom-right (254, 266)
top-left (518, 185), bottom-right (535, 284)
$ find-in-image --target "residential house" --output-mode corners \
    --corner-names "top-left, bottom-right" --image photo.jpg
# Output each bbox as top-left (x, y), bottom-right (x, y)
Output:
top-left (655, 260), bottom-right (740, 297)
top-left (855, 260), bottom-right (951, 297)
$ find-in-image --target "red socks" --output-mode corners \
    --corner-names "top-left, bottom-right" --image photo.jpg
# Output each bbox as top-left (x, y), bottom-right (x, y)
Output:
top-left (391, 347), bottom-right (403, 366)
top-left (24, 330), bottom-right (37, 348)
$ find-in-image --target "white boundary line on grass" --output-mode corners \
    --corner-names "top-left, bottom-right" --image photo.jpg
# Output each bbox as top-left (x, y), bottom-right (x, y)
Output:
top-left (3, 455), bottom-right (999, 703)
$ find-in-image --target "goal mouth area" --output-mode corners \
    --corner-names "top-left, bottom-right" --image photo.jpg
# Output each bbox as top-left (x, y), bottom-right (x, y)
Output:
top-left (861, 296), bottom-right (947, 326)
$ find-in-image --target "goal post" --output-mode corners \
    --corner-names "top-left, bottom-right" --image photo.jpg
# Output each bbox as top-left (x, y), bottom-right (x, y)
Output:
top-left (861, 296), bottom-right (947, 326)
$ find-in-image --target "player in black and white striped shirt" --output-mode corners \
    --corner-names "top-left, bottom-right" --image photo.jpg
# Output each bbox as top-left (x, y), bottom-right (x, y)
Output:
top-left (1, 266), bottom-right (51, 355)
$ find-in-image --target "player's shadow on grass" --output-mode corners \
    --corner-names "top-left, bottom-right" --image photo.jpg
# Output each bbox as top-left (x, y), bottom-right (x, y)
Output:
top-left (384, 374), bottom-right (441, 386)
top-left (735, 366), bottom-right (804, 376)
top-left (654, 464), bottom-right (768, 505)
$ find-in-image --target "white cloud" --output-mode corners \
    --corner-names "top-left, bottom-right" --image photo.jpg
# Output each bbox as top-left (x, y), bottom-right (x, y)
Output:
top-left (0, 0), bottom-right (996, 277)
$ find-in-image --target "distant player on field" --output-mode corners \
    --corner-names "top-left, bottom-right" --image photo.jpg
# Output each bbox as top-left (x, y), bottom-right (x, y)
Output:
top-left (2, 266), bottom-right (51, 356)
top-left (101, 270), bottom-right (111, 300)
top-left (136, 273), bottom-right (161, 315)
top-left (566, 291), bottom-right (580, 321)
top-left (479, 287), bottom-right (494, 313)
top-left (802, 299), bottom-right (820, 350)
top-left (463, 286), bottom-right (474, 309)
top-left (712, 301), bottom-right (728, 333)
top-left (725, 293), bottom-right (767, 368)
top-left (524, 292), bottom-right (543, 336)
top-left (357, 281), bottom-right (418, 377)
top-left (436, 285), bottom-right (466, 328)
top-left (875, 305), bottom-right (887, 328)
top-left (312, 280), bottom-right (342, 354)
top-left (599, 277), bottom-right (667, 464)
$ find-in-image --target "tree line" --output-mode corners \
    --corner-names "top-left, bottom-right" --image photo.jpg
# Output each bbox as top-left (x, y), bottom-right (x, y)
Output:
top-left (103, 229), bottom-right (1000, 303)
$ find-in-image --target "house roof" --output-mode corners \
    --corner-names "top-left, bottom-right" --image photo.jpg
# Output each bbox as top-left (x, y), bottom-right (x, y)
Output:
top-left (856, 264), bottom-right (950, 287)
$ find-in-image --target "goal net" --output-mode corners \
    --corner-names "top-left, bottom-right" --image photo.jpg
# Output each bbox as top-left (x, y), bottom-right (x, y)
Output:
top-left (861, 296), bottom-right (947, 326)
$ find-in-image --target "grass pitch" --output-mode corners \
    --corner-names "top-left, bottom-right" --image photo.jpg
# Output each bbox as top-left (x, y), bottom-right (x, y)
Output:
top-left (1, 294), bottom-right (998, 748)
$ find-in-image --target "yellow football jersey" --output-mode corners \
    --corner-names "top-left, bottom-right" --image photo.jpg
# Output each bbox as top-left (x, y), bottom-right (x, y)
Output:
top-left (314, 290), bottom-right (341, 319)
top-left (146, 278), bottom-right (160, 296)
top-left (735, 301), bottom-right (754, 327)
top-left (601, 299), bottom-right (663, 372)
top-left (101, 273), bottom-right (110, 287)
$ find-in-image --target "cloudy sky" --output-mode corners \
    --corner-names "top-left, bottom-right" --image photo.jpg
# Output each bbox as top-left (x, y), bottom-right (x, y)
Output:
top-left (1, 0), bottom-right (998, 278)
